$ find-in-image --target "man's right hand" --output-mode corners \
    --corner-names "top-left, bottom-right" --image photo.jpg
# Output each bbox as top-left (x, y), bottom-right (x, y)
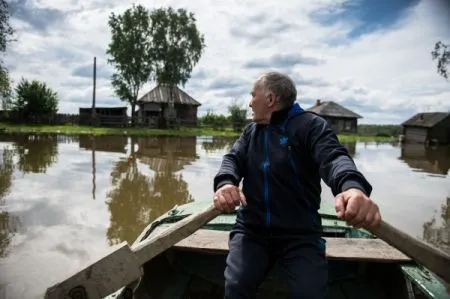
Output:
top-left (213, 184), bottom-right (247, 213)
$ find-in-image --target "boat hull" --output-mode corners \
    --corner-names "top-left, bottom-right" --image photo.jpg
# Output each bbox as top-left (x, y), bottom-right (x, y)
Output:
top-left (108, 201), bottom-right (449, 299)
top-left (130, 248), bottom-right (422, 299)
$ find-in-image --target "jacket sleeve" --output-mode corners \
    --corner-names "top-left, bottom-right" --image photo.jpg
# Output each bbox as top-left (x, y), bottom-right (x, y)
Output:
top-left (213, 123), bottom-right (252, 192)
top-left (304, 114), bottom-right (373, 197)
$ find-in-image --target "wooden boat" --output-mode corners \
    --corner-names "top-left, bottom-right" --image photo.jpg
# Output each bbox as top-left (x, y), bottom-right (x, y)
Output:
top-left (106, 200), bottom-right (449, 299)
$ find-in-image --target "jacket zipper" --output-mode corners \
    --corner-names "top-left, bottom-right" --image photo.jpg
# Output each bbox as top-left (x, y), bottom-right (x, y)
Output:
top-left (263, 129), bottom-right (270, 227)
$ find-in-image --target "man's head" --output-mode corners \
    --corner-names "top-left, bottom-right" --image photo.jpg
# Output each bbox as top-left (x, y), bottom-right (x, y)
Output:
top-left (249, 71), bottom-right (297, 124)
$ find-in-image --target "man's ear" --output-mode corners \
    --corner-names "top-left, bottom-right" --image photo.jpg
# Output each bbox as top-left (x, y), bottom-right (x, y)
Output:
top-left (266, 93), bottom-right (275, 107)
top-left (267, 93), bottom-right (279, 107)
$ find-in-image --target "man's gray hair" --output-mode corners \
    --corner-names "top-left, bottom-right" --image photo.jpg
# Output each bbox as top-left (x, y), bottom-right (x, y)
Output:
top-left (257, 71), bottom-right (297, 108)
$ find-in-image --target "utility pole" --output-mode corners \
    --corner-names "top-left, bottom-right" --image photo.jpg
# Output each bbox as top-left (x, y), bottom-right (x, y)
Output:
top-left (91, 56), bottom-right (97, 124)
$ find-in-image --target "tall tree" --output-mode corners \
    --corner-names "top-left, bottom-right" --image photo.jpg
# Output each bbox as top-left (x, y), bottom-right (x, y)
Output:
top-left (106, 4), bottom-right (154, 126)
top-left (149, 7), bottom-right (205, 124)
top-left (0, 0), bottom-right (15, 110)
top-left (149, 7), bottom-right (205, 87)
top-left (431, 41), bottom-right (449, 80)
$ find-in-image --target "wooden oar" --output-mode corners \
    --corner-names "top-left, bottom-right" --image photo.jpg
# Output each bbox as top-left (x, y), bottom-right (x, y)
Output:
top-left (369, 220), bottom-right (450, 284)
top-left (44, 204), bottom-right (222, 299)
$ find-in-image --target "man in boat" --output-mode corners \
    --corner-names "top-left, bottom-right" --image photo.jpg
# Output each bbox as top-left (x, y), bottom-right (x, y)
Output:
top-left (213, 71), bottom-right (382, 298)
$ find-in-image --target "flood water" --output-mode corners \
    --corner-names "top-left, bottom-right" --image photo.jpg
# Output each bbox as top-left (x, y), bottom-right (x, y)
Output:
top-left (0, 133), bottom-right (449, 299)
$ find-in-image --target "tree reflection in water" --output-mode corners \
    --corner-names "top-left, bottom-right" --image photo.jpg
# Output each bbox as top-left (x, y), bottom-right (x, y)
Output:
top-left (0, 147), bottom-right (21, 258)
top-left (423, 196), bottom-right (449, 254)
top-left (105, 136), bottom-right (196, 246)
top-left (13, 134), bottom-right (58, 174)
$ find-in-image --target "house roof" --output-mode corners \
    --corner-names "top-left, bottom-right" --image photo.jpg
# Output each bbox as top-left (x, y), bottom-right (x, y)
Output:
top-left (402, 112), bottom-right (450, 128)
top-left (306, 100), bottom-right (362, 119)
top-left (137, 85), bottom-right (201, 106)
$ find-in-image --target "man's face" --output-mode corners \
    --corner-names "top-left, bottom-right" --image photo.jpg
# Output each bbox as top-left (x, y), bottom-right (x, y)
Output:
top-left (249, 82), bottom-right (269, 124)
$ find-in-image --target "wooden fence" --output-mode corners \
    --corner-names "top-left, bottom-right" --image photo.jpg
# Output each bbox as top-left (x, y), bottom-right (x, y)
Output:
top-left (0, 111), bottom-right (79, 125)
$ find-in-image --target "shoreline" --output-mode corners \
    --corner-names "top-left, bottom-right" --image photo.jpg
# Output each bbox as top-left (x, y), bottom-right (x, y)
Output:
top-left (0, 123), bottom-right (396, 142)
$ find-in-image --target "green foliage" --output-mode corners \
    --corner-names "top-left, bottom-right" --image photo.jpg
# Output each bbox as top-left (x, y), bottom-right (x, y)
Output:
top-left (106, 4), bottom-right (154, 123)
top-left (106, 5), bottom-right (205, 126)
top-left (0, 0), bottom-right (15, 111)
top-left (149, 7), bottom-right (206, 88)
top-left (200, 110), bottom-right (229, 130)
top-left (0, 0), bottom-right (14, 54)
top-left (227, 100), bottom-right (247, 132)
top-left (357, 124), bottom-right (402, 137)
top-left (12, 78), bottom-right (59, 115)
top-left (431, 41), bottom-right (449, 80)
top-left (199, 100), bottom-right (248, 131)
top-left (0, 65), bottom-right (11, 110)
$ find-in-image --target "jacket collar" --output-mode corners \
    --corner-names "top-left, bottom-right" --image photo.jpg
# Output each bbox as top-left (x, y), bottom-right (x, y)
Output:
top-left (269, 102), bottom-right (304, 125)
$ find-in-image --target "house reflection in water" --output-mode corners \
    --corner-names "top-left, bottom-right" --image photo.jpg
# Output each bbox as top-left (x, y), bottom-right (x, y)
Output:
top-left (398, 142), bottom-right (450, 253)
top-left (399, 143), bottom-right (450, 175)
top-left (134, 136), bottom-right (198, 173)
top-left (88, 136), bottom-right (199, 245)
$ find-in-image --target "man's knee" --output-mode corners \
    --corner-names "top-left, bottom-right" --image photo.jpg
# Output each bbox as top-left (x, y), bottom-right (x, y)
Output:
top-left (223, 229), bottom-right (271, 298)
top-left (281, 243), bottom-right (329, 299)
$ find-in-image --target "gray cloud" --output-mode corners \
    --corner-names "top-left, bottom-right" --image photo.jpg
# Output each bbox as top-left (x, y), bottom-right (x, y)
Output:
top-left (295, 75), bottom-right (330, 87)
top-left (338, 97), bottom-right (417, 121)
top-left (9, 0), bottom-right (66, 32)
top-left (229, 12), bottom-right (295, 44)
top-left (244, 53), bottom-right (324, 69)
top-left (72, 63), bottom-right (113, 80)
top-left (208, 77), bottom-right (244, 90)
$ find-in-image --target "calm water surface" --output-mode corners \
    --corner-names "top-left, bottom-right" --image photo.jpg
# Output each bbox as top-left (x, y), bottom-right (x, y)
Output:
top-left (0, 134), bottom-right (449, 299)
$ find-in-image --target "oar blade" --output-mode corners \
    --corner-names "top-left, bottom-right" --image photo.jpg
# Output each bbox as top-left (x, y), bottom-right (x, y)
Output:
top-left (44, 242), bottom-right (142, 299)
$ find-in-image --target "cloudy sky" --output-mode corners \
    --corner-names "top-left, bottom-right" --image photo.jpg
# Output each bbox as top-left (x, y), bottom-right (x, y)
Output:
top-left (4, 0), bottom-right (450, 124)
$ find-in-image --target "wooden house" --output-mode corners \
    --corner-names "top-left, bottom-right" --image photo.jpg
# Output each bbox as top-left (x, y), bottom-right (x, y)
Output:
top-left (136, 85), bottom-right (201, 128)
top-left (306, 100), bottom-right (362, 134)
top-left (79, 107), bottom-right (128, 127)
top-left (401, 112), bottom-right (450, 144)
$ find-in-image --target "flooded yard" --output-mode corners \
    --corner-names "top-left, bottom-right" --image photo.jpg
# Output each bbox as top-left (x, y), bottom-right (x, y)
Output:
top-left (0, 133), bottom-right (449, 299)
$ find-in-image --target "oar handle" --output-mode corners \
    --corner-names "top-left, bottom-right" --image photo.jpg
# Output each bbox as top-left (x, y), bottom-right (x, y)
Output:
top-left (369, 220), bottom-right (450, 284)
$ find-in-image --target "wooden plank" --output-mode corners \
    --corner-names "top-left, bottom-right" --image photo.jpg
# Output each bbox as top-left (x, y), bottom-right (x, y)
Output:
top-left (173, 229), bottom-right (412, 262)
top-left (44, 205), bottom-right (222, 299)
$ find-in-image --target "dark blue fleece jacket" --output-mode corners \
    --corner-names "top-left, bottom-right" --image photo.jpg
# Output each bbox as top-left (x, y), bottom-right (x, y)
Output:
top-left (213, 102), bottom-right (372, 236)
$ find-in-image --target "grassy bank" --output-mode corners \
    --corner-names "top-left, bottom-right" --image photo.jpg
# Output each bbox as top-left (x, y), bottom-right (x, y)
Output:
top-left (0, 123), bottom-right (240, 137)
top-left (0, 123), bottom-right (396, 142)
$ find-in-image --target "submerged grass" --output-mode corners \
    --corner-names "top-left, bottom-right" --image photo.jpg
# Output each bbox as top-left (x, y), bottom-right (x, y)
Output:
top-left (0, 123), bottom-right (396, 142)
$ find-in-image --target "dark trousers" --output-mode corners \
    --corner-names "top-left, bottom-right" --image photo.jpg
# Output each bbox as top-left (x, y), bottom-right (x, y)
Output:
top-left (224, 224), bottom-right (328, 299)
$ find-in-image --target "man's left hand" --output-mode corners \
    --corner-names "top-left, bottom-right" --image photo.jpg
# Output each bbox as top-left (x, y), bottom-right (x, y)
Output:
top-left (335, 188), bottom-right (381, 228)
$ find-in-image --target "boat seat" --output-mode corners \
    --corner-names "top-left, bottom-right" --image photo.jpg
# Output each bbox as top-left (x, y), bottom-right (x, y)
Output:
top-left (172, 229), bottom-right (412, 262)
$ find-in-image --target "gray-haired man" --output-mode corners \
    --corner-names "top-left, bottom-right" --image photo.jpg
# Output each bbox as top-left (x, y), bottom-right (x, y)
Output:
top-left (213, 71), bottom-right (381, 298)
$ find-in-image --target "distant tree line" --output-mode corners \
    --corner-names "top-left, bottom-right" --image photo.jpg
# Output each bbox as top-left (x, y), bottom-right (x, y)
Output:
top-left (199, 100), bottom-right (248, 132)
top-left (357, 124), bottom-right (402, 137)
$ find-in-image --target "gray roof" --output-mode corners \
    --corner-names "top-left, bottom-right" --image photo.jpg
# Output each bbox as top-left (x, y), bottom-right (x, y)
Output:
top-left (137, 85), bottom-right (201, 106)
top-left (402, 112), bottom-right (450, 128)
top-left (306, 100), bottom-right (362, 119)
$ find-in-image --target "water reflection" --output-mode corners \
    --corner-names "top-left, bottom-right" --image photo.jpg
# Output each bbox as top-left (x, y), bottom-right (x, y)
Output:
top-left (77, 136), bottom-right (198, 245)
top-left (0, 134), bottom-right (448, 299)
top-left (423, 196), bottom-right (449, 253)
top-left (0, 147), bottom-right (21, 258)
top-left (13, 134), bottom-right (59, 174)
top-left (201, 136), bottom-right (236, 153)
top-left (399, 143), bottom-right (450, 176)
